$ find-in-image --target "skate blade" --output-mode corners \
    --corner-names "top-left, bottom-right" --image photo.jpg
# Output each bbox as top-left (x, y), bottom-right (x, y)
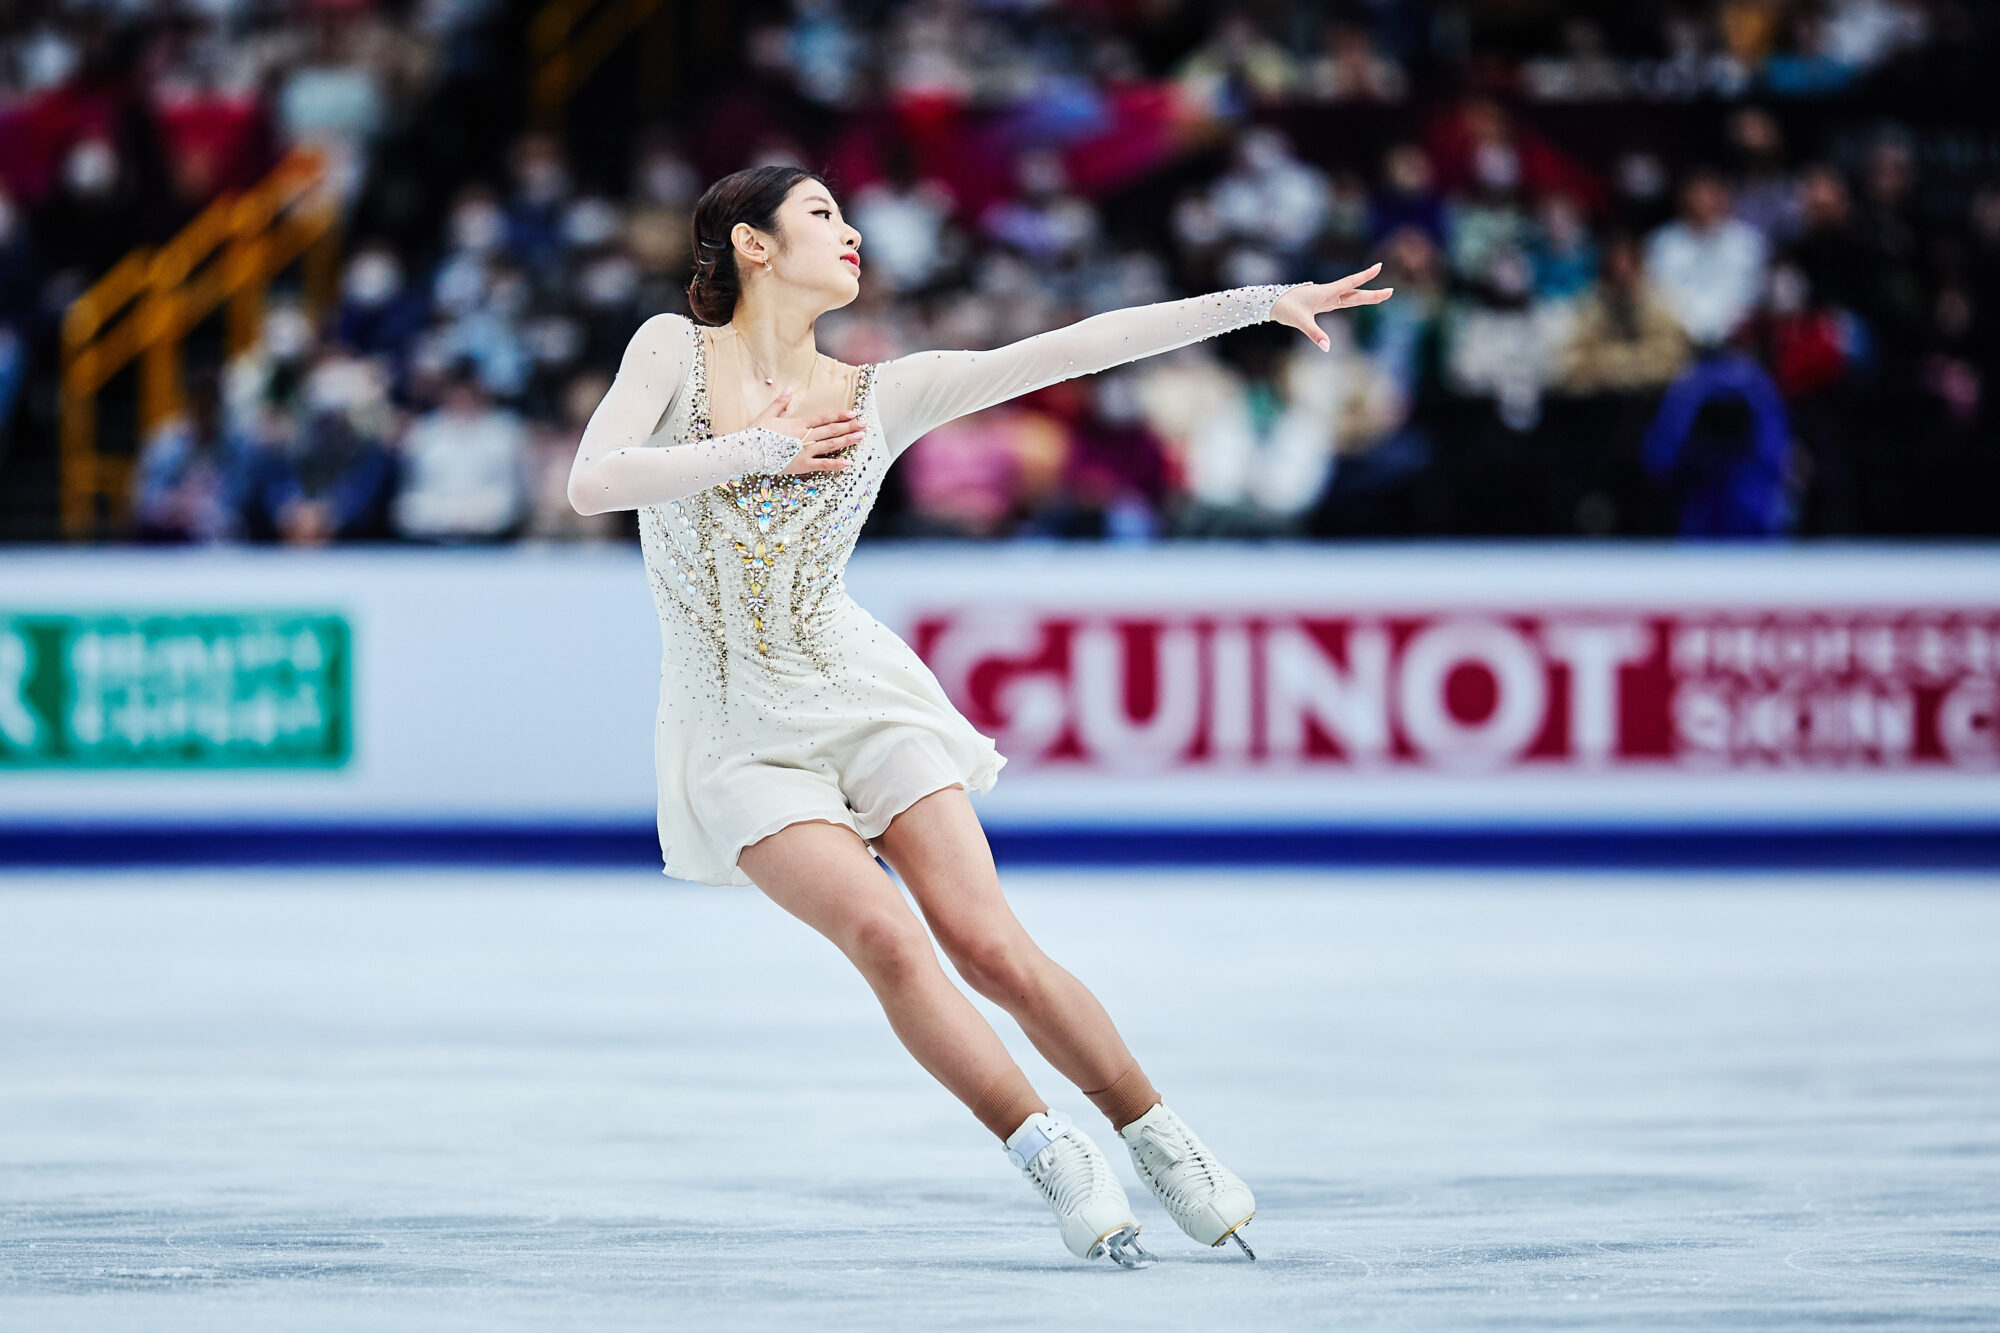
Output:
top-left (1099, 1225), bottom-right (1156, 1269)
top-left (1213, 1214), bottom-right (1256, 1260)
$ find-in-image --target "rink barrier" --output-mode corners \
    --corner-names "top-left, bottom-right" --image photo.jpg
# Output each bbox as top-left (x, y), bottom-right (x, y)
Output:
top-left (6, 547), bottom-right (1998, 853)
top-left (2, 822), bottom-right (1997, 871)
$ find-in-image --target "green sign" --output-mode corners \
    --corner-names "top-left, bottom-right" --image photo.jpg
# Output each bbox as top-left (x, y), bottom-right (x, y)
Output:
top-left (0, 613), bottom-right (350, 768)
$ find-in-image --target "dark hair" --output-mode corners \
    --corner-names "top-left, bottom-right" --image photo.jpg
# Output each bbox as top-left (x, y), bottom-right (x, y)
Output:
top-left (687, 164), bottom-right (824, 325)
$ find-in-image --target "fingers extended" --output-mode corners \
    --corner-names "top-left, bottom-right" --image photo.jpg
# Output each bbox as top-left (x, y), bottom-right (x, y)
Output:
top-left (1331, 261), bottom-right (1384, 291)
top-left (1319, 286), bottom-right (1393, 310)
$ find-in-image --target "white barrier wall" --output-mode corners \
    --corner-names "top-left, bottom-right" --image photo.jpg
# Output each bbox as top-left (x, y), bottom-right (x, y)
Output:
top-left (2, 544), bottom-right (1997, 835)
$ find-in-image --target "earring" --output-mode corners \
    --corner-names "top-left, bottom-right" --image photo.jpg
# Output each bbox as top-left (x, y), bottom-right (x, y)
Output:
top-left (764, 263), bottom-right (773, 272)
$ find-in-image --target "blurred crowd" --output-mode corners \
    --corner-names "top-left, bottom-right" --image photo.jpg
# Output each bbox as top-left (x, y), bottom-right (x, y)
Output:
top-left (7, 0), bottom-right (1997, 544)
top-left (0, 0), bottom-right (497, 529)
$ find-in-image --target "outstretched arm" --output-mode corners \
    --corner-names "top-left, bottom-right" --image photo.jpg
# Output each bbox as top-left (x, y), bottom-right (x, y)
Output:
top-left (872, 266), bottom-right (1392, 459)
top-left (567, 314), bottom-right (863, 514)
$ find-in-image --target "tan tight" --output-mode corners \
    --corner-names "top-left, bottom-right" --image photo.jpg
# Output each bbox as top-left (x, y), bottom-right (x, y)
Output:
top-left (1082, 1064), bottom-right (1161, 1132)
top-left (971, 1070), bottom-right (1048, 1143)
top-left (738, 788), bottom-right (1160, 1142)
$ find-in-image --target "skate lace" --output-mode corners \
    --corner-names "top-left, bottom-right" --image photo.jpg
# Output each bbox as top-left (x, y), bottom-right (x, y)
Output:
top-left (1136, 1120), bottom-right (1227, 1212)
top-left (1030, 1133), bottom-right (1115, 1217)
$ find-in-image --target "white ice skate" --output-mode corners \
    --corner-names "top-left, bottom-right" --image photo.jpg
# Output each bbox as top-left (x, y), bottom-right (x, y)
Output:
top-left (1118, 1103), bottom-right (1258, 1258)
top-left (1004, 1109), bottom-right (1153, 1267)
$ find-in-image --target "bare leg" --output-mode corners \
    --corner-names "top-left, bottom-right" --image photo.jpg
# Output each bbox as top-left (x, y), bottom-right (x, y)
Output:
top-left (872, 786), bottom-right (1158, 1128)
top-left (737, 817), bottom-right (1044, 1139)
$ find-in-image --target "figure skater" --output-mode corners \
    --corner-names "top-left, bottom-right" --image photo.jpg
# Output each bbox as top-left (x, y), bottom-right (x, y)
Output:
top-left (567, 164), bottom-right (1391, 1267)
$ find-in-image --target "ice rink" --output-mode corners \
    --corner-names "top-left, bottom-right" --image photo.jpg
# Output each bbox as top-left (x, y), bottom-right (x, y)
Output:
top-left (3, 867), bottom-right (1997, 1331)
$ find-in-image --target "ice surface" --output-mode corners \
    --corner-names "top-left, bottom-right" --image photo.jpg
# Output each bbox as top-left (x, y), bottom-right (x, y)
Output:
top-left (2, 869), bottom-right (1997, 1331)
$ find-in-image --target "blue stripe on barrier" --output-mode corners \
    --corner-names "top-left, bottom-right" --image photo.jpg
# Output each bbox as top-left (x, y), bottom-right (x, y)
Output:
top-left (1, 824), bottom-right (1997, 871)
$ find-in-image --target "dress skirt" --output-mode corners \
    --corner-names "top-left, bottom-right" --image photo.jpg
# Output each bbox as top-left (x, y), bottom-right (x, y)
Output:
top-left (652, 593), bottom-right (1007, 888)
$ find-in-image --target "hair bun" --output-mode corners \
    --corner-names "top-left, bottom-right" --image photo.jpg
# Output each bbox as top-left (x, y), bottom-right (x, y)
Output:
top-left (687, 163), bottom-right (820, 326)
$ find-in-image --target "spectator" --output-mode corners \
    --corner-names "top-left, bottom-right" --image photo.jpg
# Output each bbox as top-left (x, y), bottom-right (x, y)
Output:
top-left (231, 342), bottom-right (399, 545)
top-left (1529, 195), bottom-right (1597, 302)
top-left (902, 404), bottom-right (1066, 539)
top-left (1558, 232), bottom-right (1694, 534)
top-left (631, 132), bottom-right (698, 215)
top-left (979, 149), bottom-right (1096, 266)
top-left (1760, 4), bottom-right (1860, 95)
top-left (1304, 23), bottom-right (1407, 102)
top-left (1791, 165), bottom-right (1872, 317)
top-left (783, 0), bottom-right (867, 108)
top-left (1643, 351), bottom-right (1793, 537)
top-left (1521, 18), bottom-right (1629, 100)
top-left (567, 197), bottom-right (646, 369)
top-left (1444, 136), bottom-right (1532, 283)
top-left (1174, 13), bottom-right (1301, 114)
top-left (1446, 248), bottom-right (1573, 432)
top-left (626, 131), bottom-right (698, 282)
top-left (1299, 318), bottom-right (1421, 535)
top-left (1642, 6), bottom-right (1749, 99)
top-left (1140, 334), bottom-right (1339, 538)
top-left (1851, 134), bottom-right (1925, 343)
top-left (525, 371), bottom-right (620, 542)
top-left (447, 260), bottom-right (535, 399)
top-left (392, 361), bottom-right (530, 542)
top-left (1609, 150), bottom-right (1675, 236)
top-left (151, 58), bottom-right (272, 207)
top-left (1724, 107), bottom-right (1802, 244)
top-left (1561, 233), bottom-right (1692, 395)
top-left (1645, 169), bottom-right (1769, 347)
top-left (848, 145), bottom-right (955, 295)
top-left (1206, 128), bottom-right (1331, 262)
top-left (1130, 342), bottom-right (1243, 504)
top-left (1746, 262), bottom-right (1865, 533)
top-left (1369, 144), bottom-right (1446, 248)
top-left (131, 372), bottom-right (245, 544)
top-left (1428, 96), bottom-right (1602, 211)
top-left (1359, 225), bottom-right (1450, 409)
top-left (1751, 263), bottom-right (1856, 400)
top-left (432, 183), bottom-right (507, 307)
top-left (1321, 170), bottom-right (1372, 253)
top-left (336, 241), bottom-right (425, 365)
top-left (222, 299), bottom-right (318, 459)
top-left (503, 131), bottom-right (571, 274)
top-left (1822, 0), bottom-right (1929, 73)
top-left (1017, 374), bottom-right (1171, 541)
top-left (242, 404), bottom-right (398, 547)
top-left (277, 12), bottom-right (388, 206)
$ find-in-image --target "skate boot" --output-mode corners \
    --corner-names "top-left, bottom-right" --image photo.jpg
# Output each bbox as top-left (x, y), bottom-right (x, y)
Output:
top-left (1004, 1109), bottom-right (1153, 1267)
top-left (1118, 1103), bottom-right (1258, 1258)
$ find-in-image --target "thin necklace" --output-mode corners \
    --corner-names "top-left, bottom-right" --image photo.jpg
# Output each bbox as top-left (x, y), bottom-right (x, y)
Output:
top-left (734, 328), bottom-right (815, 388)
top-left (735, 334), bottom-right (816, 425)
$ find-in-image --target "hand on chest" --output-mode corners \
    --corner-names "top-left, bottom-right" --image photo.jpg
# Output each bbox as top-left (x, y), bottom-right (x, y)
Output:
top-left (704, 326), bottom-right (861, 437)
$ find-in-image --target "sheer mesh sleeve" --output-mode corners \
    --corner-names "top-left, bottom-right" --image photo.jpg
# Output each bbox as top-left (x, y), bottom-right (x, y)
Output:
top-left (567, 313), bottom-right (806, 515)
top-left (873, 283), bottom-right (1305, 459)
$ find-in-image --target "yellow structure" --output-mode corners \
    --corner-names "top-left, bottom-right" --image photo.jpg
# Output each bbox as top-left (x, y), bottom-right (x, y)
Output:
top-left (59, 146), bottom-right (340, 539)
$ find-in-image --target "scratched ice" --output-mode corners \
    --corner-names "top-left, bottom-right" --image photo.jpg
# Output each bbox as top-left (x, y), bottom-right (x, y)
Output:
top-left (2, 869), bottom-right (1997, 1331)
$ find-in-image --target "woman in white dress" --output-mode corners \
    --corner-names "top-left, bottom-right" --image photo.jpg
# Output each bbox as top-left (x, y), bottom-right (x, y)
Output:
top-left (567, 165), bottom-right (1391, 1266)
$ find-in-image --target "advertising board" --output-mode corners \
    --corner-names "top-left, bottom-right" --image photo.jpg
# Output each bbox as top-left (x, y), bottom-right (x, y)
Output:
top-left (2, 545), bottom-right (1994, 866)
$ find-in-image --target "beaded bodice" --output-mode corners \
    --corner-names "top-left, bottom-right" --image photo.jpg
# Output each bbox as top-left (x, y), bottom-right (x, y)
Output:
top-left (638, 328), bottom-right (881, 702)
top-left (595, 285), bottom-right (1309, 709)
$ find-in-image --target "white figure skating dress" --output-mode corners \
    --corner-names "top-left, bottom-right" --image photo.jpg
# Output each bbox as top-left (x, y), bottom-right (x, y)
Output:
top-left (569, 283), bottom-right (1302, 886)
